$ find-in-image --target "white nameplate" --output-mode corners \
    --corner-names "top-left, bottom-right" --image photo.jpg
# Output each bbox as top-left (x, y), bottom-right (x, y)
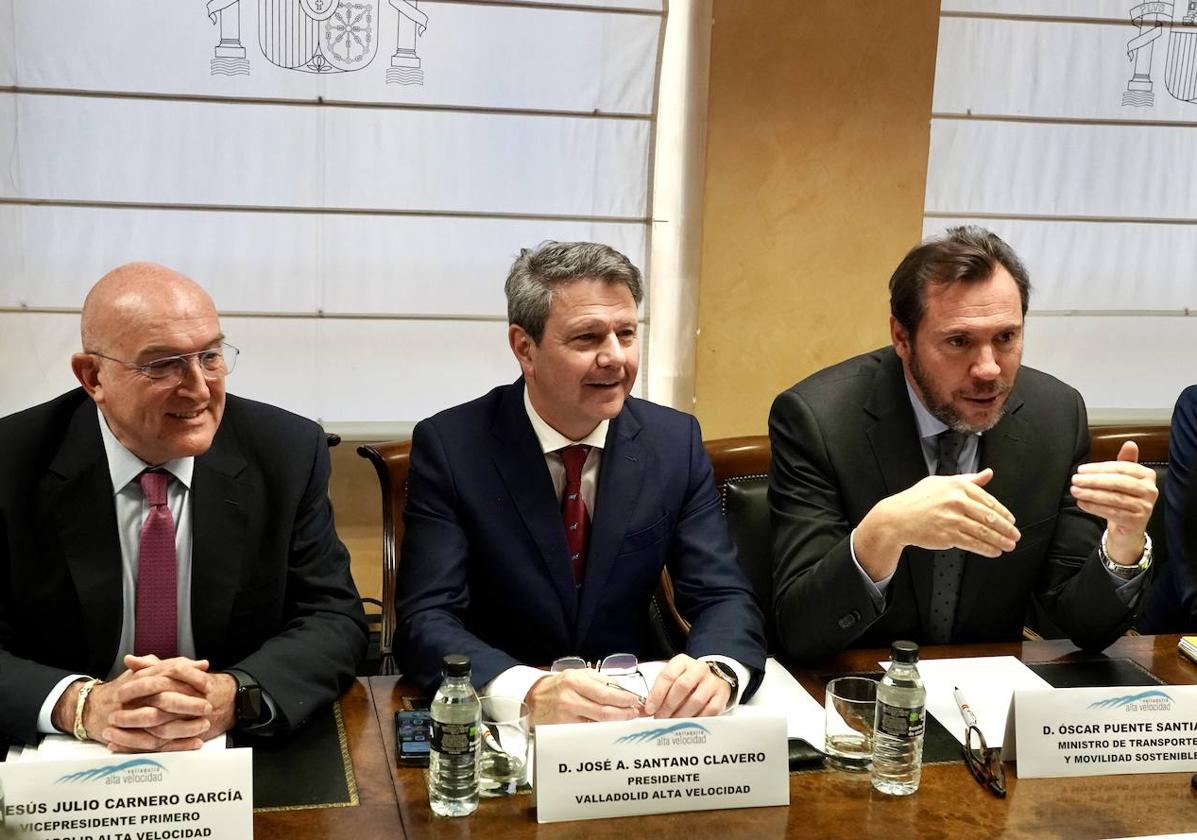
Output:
top-left (0, 747), bottom-right (253, 839)
top-left (1014, 685), bottom-right (1197, 778)
top-left (534, 714), bottom-right (788, 823)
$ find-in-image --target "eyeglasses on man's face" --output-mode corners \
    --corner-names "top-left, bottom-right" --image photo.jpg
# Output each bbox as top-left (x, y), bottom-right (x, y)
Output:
top-left (963, 723), bottom-right (1007, 798)
top-left (90, 342), bottom-right (240, 387)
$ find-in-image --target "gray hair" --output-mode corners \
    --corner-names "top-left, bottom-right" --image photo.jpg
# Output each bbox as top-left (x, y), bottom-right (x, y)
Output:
top-left (505, 241), bottom-right (643, 342)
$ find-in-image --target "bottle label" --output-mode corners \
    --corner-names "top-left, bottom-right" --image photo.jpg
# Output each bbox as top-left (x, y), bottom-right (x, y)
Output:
top-left (430, 720), bottom-right (478, 757)
top-left (876, 701), bottom-right (925, 739)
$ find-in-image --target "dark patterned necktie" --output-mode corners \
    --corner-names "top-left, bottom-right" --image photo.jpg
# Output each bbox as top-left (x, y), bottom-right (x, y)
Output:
top-left (135, 469), bottom-right (178, 658)
top-left (929, 430), bottom-right (968, 644)
top-left (559, 445), bottom-right (591, 586)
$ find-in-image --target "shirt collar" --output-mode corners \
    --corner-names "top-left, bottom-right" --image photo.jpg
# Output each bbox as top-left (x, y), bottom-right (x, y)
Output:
top-left (523, 387), bottom-right (608, 455)
top-left (903, 377), bottom-right (949, 442)
top-left (96, 408), bottom-right (195, 495)
top-left (903, 375), bottom-right (986, 450)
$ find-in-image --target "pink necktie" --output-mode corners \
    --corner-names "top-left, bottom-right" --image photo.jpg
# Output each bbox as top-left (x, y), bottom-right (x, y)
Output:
top-left (135, 470), bottom-right (178, 658)
top-left (559, 445), bottom-right (591, 586)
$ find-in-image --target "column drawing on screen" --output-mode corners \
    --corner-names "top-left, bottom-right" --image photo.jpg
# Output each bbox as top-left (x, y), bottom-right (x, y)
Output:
top-left (208, 0), bottom-right (251, 76)
top-left (388, 0), bottom-right (428, 86)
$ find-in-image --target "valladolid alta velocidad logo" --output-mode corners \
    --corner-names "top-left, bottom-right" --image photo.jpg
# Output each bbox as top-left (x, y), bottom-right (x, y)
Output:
top-left (56, 759), bottom-right (168, 785)
top-left (1089, 689), bottom-right (1175, 713)
top-left (615, 722), bottom-right (711, 747)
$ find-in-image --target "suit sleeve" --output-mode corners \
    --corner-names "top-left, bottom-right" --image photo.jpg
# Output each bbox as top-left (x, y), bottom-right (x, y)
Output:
top-left (1142, 385), bottom-right (1197, 630)
top-left (1033, 390), bottom-right (1137, 651)
top-left (768, 389), bottom-right (885, 661)
top-left (666, 415), bottom-right (767, 698)
top-left (0, 511), bottom-right (80, 744)
top-left (395, 420), bottom-right (523, 695)
top-left (230, 425), bottom-right (368, 733)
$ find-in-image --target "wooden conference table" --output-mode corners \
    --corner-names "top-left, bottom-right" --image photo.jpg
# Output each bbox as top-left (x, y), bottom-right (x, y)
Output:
top-left (258, 635), bottom-right (1197, 840)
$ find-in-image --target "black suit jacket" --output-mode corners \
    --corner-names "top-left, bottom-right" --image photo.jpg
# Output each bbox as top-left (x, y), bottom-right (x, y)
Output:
top-left (395, 380), bottom-right (767, 695)
top-left (0, 389), bottom-right (368, 744)
top-left (768, 348), bottom-right (1137, 661)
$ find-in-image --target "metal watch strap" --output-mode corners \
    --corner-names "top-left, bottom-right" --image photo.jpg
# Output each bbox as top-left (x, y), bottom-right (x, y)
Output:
top-left (707, 661), bottom-right (739, 696)
top-left (1099, 530), bottom-right (1153, 580)
top-left (73, 678), bottom-right (103, 741)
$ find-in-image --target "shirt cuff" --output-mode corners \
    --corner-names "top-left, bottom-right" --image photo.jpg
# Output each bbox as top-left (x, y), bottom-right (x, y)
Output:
top-left (697, 655), bottom-right (749, 708)
top-left (38, 674), bottom-right (88, 735)
top-left (850, 528), bottom-right (893, 607)
top-left (1104, 562), bottom-right (1149, 604)
top-left (482, 665), bottom-right (549, 703)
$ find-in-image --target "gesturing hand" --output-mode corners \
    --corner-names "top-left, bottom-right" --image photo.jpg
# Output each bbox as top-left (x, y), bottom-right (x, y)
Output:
top-left (854, 468), bottom-right (1021, 581)
top-left (1070, 440), bottom-right (1158, 565)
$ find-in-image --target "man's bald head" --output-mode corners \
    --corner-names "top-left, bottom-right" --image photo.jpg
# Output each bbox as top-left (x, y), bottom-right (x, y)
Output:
top-left (81, 262), bottom-right (217, 354)
top-left (72, 262), bottom-right (227, 466)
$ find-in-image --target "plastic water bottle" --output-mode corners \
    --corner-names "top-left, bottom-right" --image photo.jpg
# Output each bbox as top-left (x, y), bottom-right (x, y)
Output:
top-left (871, 640), bottom-right (926, 796)
top-left (428, 654), bottom-right (480, 817)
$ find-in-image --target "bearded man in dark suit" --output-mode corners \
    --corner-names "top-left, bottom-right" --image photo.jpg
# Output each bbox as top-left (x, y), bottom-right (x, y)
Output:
top-left (769, 227), bottom-right (1158, 661)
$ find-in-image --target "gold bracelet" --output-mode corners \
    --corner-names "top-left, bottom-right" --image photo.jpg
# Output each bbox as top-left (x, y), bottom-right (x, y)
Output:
top-left (73, 678), bottom-right (102, 742)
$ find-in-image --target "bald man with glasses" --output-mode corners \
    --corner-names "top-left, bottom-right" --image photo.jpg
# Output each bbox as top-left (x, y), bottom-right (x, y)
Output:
top-left (0, 262), bottom-right (367, 751)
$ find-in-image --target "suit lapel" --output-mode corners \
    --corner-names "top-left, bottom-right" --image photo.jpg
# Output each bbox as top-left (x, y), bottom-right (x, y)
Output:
top-left (490, 382), bottom-right (579, 629)
top-left (954, 388), bottom-right (1028, 635)
top-left (47, 401), bottom-right (123, 676)
top-left (864, 350), bottom-right (937, 631)
top-left (575, 408), bottom-right (645, 646)
top-left (189, 421), bottom-right (249, 662)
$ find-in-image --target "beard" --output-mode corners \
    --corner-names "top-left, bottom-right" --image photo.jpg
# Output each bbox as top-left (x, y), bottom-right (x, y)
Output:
top-left (909, 350), bottom-right (1013, 434)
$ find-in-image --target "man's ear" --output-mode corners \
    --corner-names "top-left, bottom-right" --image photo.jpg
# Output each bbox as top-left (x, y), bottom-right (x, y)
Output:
top-left (889, 316), bottom-right (912, 365)
top-left (70, 353), bottom-right (105, 402)
top-left (508, 324), bottom-right (536, 379)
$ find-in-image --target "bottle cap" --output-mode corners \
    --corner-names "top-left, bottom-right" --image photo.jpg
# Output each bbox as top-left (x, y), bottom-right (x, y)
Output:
top-left (442, 654), bottom-right (471, 677)
top-left (890, 640), bottom-right (919, 663)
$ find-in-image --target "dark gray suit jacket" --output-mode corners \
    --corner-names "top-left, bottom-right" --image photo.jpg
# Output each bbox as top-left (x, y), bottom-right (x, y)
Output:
top-left (0, 390), bottom-right (368, 744)
top-left (768, 347), bottom-right (1137, 661)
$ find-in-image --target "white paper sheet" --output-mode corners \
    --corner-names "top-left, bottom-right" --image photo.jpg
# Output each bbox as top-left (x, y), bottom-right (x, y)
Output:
top-left (880, 655), bottom-right (1051, 748)
top-left (9, 733), bottom-right (227, 763)
top-left (638, 657), bottom-right (825, 749)
top-left (738, 658), bottom-right (826, 749)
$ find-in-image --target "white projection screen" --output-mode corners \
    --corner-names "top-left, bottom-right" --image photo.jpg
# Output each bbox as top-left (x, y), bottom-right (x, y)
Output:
top-left (0, 0), bottom-right (664, 430)
top-left (927, 1), bottom-right (1197, 418)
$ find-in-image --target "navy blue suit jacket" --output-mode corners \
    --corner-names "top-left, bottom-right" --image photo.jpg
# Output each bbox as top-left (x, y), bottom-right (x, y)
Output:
top-left (395, 380), bottom-right (767, 695)
top-left (1143, 385), bottom-right (1197, 631)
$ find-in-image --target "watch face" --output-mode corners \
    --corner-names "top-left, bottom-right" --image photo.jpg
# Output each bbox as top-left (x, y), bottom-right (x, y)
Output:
top-left (237, 686), bottom-right (264, 724)
top-left (710, 662), bottom-right (737, 689)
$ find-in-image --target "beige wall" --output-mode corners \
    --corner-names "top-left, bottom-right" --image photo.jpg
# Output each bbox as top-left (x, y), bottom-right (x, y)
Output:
top-left (331, 442), bottom-right (386, 603)
top-left (695, 0), bottom-right (942, 438)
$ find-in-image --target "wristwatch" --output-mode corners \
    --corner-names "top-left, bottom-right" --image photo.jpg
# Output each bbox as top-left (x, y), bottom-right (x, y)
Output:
top-left (707, 661), bottom-right (740, 703)
top-left (1099, 530), bottom-right (1153, 581)
top-left (228, 670), bottom-right (268, 729)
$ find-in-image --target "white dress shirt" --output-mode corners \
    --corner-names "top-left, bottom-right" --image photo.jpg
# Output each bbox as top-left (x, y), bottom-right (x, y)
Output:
top-left (483, 390), bottom-right (749, 708)
top-left (35, 411), bottom-right (197, 733)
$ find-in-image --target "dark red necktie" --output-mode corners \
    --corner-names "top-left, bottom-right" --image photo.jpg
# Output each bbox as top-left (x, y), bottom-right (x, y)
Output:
top-left (559, 445), bottom-right (591, 586)
top-left (135, 470), bottom-right (178, 658)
